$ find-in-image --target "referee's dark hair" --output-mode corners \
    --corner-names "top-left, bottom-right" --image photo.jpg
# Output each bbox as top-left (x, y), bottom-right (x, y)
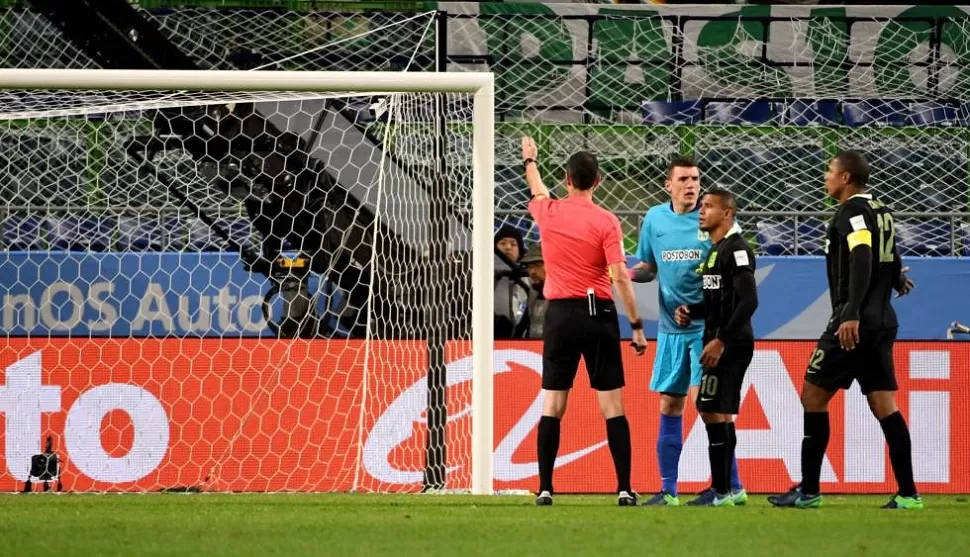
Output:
top-left (666, 153), bottom-right (698, 178)
top-left (566, 151), bottom-right (599, 191)
top-left (706, 187), bottom-right (738, 215)
top-left (833, 150), bottom-right (870, 188)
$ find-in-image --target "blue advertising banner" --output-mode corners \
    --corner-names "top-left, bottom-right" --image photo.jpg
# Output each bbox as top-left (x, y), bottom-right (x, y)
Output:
top-left (0, 252), bottom-right (967, 340)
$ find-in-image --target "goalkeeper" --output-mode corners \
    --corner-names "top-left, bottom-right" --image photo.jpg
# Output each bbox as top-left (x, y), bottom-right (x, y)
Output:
top-left (631, 155), bottom-right (745, 506)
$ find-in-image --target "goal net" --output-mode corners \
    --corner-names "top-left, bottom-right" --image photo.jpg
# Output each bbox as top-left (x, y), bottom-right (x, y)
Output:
top-left (0, 69), bottom-right (495, 494)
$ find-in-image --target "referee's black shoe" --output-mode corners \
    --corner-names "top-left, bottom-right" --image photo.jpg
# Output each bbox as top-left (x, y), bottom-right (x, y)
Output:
top-left (535, 491), bottom-right (553, 506)
top-left (618, 491), bottom-right (639, 507)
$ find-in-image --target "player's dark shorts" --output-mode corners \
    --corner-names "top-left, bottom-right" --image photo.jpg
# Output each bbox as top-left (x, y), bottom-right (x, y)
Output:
top-left (805, 327), bottom-right (898, 394)
top-left (542, 298), bottom-right (624, 391)
top-left (696, 341), bottom-right (754, 414)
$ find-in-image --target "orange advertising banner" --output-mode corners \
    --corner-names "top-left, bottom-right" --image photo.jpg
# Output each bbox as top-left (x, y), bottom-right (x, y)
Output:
top-left (0, 339), bottom-right (966, 493)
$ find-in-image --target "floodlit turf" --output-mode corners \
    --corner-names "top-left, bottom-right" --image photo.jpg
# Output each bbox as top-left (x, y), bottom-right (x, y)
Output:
top-left (1, 493), bottom-right (968, 556)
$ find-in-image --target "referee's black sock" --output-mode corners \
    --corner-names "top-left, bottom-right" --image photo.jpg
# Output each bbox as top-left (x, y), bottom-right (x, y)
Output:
top-left (880, 411), bottom-right (918, 498)
top-left (537, 415), bottom-right (561, 494)
top-left (705, 422), bottom-right (730, 496)
top-left (801, 411), bottom-right (830, 496)
top-left (605, 416), bottom-right (632, 494)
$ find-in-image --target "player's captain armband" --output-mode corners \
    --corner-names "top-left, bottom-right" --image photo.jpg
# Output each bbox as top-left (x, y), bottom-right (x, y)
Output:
top-left (733, 250), bottom-right (749, 266)
top-left (847, 229), bottom-right (872, 250)
top-left (849, 214), bottom-right (867, 231)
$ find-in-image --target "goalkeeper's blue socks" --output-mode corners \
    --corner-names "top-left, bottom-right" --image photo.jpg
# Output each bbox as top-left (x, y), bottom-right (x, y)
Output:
top-left (728, 423), bottom-right (743, 491)
top-left (730, 455), bottom-right (742, 491)
top-left (657, 416), bottom-right (742, 495)
top-left (658, 414), bottom-right (683, 496)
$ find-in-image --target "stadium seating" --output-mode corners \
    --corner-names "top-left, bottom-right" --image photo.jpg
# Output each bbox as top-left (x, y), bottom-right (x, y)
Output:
top-left (842, 100), bottom-right (907, 127)
top-left (907, 103), bottom-right (959, 127)
top-left (179, 216), bottom-right (267, 252)
top-left (866, 148), bottom-right (915, 204)
top-left (182, 217), bottom-right (223, 252)
top-left (697, 146), bottom-right (791, 211)
top-left (911, 154), bottom-right (955, 213)
top-left (641, 100), bottom-right (702, 125)
top-left (755, 219), bottom-right (826, 256)
top-left (753, 215), bottom-right (958, 258)
top-left (496, 166), bottom-right (530, 210)
top-left (116, 215), bottom-right (169, 252)
top-left (704, 102), bottom-right (772, 125)
top-left (638, 98), bottom-right (970, 129)
top-left (962, 223), bottom-right (970, 256)
top-left (762, 146), bottom-right (827, 211)
top-left (756, 220), bottom-right (793, 256)
top-left (958, 103), bottom-right (970, 126)
top-left (777, 100), bottom-right (841, 126)
top-left (2, 214), bottom-right (45, 251)
top-left (46, 216), bottom-right (116, 251)
top-left (895, 219), bottom-right (954, 257)
top-left (226, 218), bottom-right (257, 251)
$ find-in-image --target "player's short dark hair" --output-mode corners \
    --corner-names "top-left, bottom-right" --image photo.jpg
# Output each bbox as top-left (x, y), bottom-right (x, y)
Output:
top-left (566, 151), bottom-right (599, 191)
top-left (667, 154), bottom-right (698, 179)
top-left (833, 150), bottom-right (870, 188)
top-left (705, 187), bottom-right (737, 213)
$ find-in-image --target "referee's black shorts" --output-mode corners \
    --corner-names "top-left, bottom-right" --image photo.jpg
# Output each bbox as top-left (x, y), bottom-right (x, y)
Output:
top-left (542, 298), bottom-right (624, 392)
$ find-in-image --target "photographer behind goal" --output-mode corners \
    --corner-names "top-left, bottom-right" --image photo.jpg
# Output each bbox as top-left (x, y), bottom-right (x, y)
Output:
top-left (494, 225), bottom-right (529, 339)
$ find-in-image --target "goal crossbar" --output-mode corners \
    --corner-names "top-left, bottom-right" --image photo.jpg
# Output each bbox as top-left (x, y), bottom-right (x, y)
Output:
top-left (0, 68), bottom-right (495, 495)
top-left (0, 69), bottom-right (495, 95)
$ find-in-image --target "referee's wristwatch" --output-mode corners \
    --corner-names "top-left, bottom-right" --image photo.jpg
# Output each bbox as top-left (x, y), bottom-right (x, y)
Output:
top-left (629, 320), bottom-right (643, 331)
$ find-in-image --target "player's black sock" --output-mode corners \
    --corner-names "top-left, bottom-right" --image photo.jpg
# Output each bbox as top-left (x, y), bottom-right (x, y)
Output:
top-left (801, 411), bottom-right (830, 496)
top-left (537, 415), bottom-right (561, 494)
top-left (880, 411), bottom-right (917, 497)
top-left (606, 416), bottom-right (632, 493)
top-left (705, 422), bottom-right (730, 495)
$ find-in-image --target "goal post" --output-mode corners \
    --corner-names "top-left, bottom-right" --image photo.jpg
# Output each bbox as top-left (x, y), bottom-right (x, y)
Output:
top-left (470, 75), bottom-right (495, 497)
top-left (0, 69), bottom-right (495, 495)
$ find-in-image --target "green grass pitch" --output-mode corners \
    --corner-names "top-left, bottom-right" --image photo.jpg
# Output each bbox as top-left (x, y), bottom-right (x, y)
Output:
top-left (1, 493), bottom-right (968, 556)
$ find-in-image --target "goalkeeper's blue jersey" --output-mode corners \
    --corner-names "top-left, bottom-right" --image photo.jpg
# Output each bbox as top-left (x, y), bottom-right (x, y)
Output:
top-left (635, 203), bottom-right (711, 335)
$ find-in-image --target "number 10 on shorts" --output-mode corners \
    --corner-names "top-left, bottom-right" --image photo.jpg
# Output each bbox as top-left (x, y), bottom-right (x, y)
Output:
top-left (700, 375), bottom-right (718, 398)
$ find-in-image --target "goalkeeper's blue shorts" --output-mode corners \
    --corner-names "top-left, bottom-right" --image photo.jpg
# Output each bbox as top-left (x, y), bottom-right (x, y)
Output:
top-left (649, 331), bottom-right (704, 395)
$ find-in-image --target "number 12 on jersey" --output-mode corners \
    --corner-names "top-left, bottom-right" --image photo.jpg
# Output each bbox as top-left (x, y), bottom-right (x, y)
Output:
top-left (875, 213), bottom-right (895, 263)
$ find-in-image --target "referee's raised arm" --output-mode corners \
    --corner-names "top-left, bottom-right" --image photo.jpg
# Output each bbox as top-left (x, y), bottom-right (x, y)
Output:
top-left (521, 136), bottom-right (645, 508)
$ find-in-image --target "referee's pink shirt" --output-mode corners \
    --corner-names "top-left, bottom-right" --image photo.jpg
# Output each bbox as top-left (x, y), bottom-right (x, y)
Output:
top-left (528, 194), bottom-right (626, 301)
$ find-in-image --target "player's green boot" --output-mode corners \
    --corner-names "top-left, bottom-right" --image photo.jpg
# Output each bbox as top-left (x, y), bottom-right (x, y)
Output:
top-left (882, 494), bottom-right (924, 509)
top-left (767, 486), bottom-right (822, 508)
top-left (643, 491), bottom-right (680, 506)
top-left (686, 489), bottom-right (734, 507)
top-left (793, 493), bottom-right (821, 508)
top-left (730, 489), bottom-right (748, 506)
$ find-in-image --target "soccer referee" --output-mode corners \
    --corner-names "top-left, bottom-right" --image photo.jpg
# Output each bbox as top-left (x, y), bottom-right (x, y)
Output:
top-left (522, 136), bottom-right (647, 507)
top-left (674, 189), bottom-right (758, 506)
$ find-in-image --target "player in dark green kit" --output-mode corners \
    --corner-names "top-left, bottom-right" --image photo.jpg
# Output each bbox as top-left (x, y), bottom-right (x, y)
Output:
top-left (674, 188), bottom-right (758, 506)
top-left (769, 150), bottom-right (921, 509)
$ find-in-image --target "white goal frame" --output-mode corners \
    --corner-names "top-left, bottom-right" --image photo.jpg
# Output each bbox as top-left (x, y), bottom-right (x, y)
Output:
top-left (0, 69), bottom-right (496, 495)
